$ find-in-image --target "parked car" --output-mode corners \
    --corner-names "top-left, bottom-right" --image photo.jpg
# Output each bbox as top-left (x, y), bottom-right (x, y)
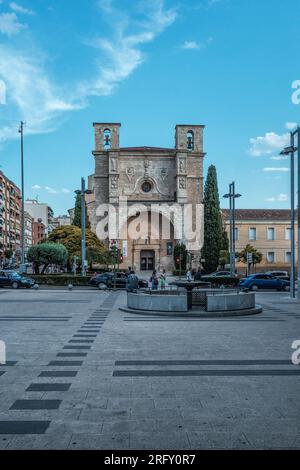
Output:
top-left (206, 271), bottom-right (239, 278)
top-left (239, 273), bottom-right (290, 291)
top-left (265, 270), bottom-right (290, 281)
top-left (90, 272), bottom-right (148, 289)
top-left (0, 271), bottom-right (36, 289)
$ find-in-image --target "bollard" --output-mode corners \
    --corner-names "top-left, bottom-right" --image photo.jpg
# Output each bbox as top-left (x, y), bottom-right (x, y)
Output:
top-left (33, 284), bottom-right (39, 291)
top-left (68, 284), bottom-right (73, 291)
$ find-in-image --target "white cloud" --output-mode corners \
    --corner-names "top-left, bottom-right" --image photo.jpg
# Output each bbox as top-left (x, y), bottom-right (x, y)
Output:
top-left (78, 0), bottom-right (177, 97)
top-left (181, 41), bottom-right (200, 50)
top-left (0, 46), bottom-right (82, 142)
top-left (0, 12), bottom-right (25, 36)
top-left (270, 155), bottom-right (288, 161)
top-left (0, 0), bottom-right (177, 143)
top-left (181, 37), bottom-right (213, 50)
top-left (265, 193), bottom-right (288, 202)
top-left (263, 167), bottom-right (289, 172)
top-left (9, 2), bottom-right (34, 15)
top-left (31, 185), bottom-right (71, 195)
top-left (45, 186), bottom-right (57, 194)
top-left (249, 131), bottom-right (290, 157)
top-left (285, 122), bottom-right (297, 131)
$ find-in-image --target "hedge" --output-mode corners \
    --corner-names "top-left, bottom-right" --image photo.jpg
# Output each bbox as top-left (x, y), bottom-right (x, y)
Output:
top-left (201, 276), bottom-right (240, 287)
top-left (27, 275), bottom-right (92, 286)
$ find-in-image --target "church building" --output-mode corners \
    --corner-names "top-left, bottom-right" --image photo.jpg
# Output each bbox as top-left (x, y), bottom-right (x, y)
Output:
top-left (89, 123), bottom-right (206, 273)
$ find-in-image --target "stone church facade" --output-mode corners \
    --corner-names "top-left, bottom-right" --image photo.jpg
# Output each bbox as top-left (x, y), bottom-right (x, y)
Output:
top-left (90, 123), bottom-right (205, 272)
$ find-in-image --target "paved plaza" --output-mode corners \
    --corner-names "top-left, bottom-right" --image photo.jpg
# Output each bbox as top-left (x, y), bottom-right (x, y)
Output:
top-left (0, 288), bottom-right (300, 450)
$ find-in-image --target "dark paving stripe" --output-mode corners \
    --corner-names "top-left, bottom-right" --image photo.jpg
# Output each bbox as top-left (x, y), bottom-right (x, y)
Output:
top-left (26, 383), bottom-right (71, 392)
top-left (77, 330), bottom-right (100, 333)
top-left (0, 317), bottom-right (71, 319)
top-left (69, 340), bottom-right (94, 344)
top-left (39, 371), bottom-right (78, 378)
top-left (0, 371), bottom-right (5, 377)
top-left (48, 361), bottom-right (83, 366)
top-left (123, 319), bottom-right (284, 323)
top-left (0, 319), bottom-right (69, 322)
top-left (10, 400), bottom-right (62, 410)
top-left (73, 334), bottom-right (96, 338)
top-left (0, 421), bottom-right (50, 434)
top-left (0, 361), bottom-right (18, 366)
top-left (0, 300), bottom-right (88, 303)
top-left (116, 359), bottom-right (293, 366)
top-left (113, 369), bottom-right (300, 377)
top-left (56, 353), bottom-right (87, 358)
top-left (63, 346), bottom-right (91, 350)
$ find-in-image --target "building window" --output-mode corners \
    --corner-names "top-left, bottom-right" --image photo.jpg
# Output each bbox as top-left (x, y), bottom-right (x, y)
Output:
top-left (267, 227), bottom-right (275, 241)
top-left (187, 131), bottom-right (194, 151)
top-left (285, 251), bottom-right (292, 263)
top-left (285, 227), bottom-right (292, 241)
top-left (267, 251), bottom-right (275, 263)
top-left (141, 181), bottom-right (152, 193)
top-left (249, 227), bottom-right (257, 241)
top-left (167, 242), bottom-right (173, 256)
top-left (103, 128), bottom-right (111, 150)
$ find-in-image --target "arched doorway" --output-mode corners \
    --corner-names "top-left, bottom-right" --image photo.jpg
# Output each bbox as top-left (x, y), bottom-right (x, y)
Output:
top-left (140, 250), bottom-right (155, 271)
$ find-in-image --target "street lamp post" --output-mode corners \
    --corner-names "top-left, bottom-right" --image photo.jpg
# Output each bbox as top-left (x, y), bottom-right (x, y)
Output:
top-left (280, 126), bottom-right (300, 299)
top-left (223, 182), bottom-right (242, 277)
top-left (75, 178), bottom-right (92, 277)
top-left (18, 121), bottom-right (25, 269)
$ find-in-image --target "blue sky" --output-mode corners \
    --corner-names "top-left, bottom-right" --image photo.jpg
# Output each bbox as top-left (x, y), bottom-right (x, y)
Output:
top-left (0, 0), bottom-right (300, 215)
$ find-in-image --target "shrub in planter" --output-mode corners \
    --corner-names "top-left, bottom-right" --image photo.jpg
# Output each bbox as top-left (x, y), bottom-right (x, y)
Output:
top-left (201, 276), bottom-right (240, 287)
top-left (27, 275), bottom-right (92, 286)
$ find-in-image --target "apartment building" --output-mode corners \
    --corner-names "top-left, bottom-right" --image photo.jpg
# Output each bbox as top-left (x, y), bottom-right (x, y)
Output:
top-left (222, 209), bottom-right (297, 272)
top-left (32, 219), bottom-right (46, 245)
top-left (0, 171), bottom-right (22, 264)
top-left (25, 199), bottom-right (54, 234)
top-left (24, 211), bottom-right (33, 254)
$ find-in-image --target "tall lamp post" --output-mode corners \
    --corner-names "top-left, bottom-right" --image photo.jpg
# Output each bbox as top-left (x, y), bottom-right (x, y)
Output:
top-left (280, 126), bottom-right (300, 299)
top-left (75, 178), bottom-right (92, 277)
top-left (223, 182), bottom-right (242, 277)
top-left (18, 121), bottom-right (25, 270)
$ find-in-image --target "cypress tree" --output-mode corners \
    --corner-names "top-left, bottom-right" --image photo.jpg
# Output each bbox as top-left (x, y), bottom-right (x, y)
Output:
top-left (201, 165), bottom-right (223, 273)
top-left (73, 193), bottom-right (91, 229)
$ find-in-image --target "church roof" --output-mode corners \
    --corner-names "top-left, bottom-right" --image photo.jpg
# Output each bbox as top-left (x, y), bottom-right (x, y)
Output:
top-left (120, 146), bottom-right (176, 153)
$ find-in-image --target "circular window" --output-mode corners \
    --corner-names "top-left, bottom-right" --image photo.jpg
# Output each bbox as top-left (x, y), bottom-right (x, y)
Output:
top-left (141, 181), bottom-right (152, 193)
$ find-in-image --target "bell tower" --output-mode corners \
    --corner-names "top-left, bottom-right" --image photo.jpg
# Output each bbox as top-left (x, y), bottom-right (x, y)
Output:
top-left (93, 122), bottom-right (121, 151)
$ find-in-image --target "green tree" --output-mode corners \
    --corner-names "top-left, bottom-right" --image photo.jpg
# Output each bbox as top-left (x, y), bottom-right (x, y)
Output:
top-left (4, 249), bottom-right (13, 260)
top-left (219, 226), bottom-right (230, 269)
top-left (47, 225), bottom-right (107, 270)
top-left (201, 165), bottom-right (223, 273)
top-left (174, 243), bottom-right (188, 271)
top-left (27, 243), bottom-right (68, 274)
top-left (73, 193), bottom-right (91, 229)
top-left (237, 244), bottom-right (263, 268)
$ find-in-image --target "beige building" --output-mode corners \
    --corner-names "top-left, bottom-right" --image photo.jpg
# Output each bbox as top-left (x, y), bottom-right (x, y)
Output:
top-left (91, 122), bottom-right (205, 272)
top-left (222, 209), bottom-right (297, 272)
top-left (0, 171), bottom-right (21, 264)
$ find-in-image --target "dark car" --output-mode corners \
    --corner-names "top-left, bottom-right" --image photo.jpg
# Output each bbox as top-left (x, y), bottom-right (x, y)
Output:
top-left (265, 270), bottom-right (290, 281)
top-left (206, 271), bottom-right (240, 278)
top-left (239, 273), bottom-right (290, 291)
top-left (90, 272), bottom-right (147, 289)
top-left (0, 271), bottom-right (36, 289)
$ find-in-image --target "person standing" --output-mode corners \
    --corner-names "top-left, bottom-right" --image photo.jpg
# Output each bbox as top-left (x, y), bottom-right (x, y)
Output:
top-left (160, 269), bottom-right (166, 290)
top-left (150, 270), bottom-right (159, 290)
top-left (194, 268), bottom-right (202, 281)
top-left (186, 269), bottom-right (193, 282)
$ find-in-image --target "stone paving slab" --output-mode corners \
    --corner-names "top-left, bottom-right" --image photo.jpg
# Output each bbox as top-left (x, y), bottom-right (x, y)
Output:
top-left (0, 289), bottom-right (299, 449)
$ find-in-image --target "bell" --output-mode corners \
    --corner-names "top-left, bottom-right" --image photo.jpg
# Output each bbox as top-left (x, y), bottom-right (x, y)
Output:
top-left (187, 137), bottom-right (193, 149)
